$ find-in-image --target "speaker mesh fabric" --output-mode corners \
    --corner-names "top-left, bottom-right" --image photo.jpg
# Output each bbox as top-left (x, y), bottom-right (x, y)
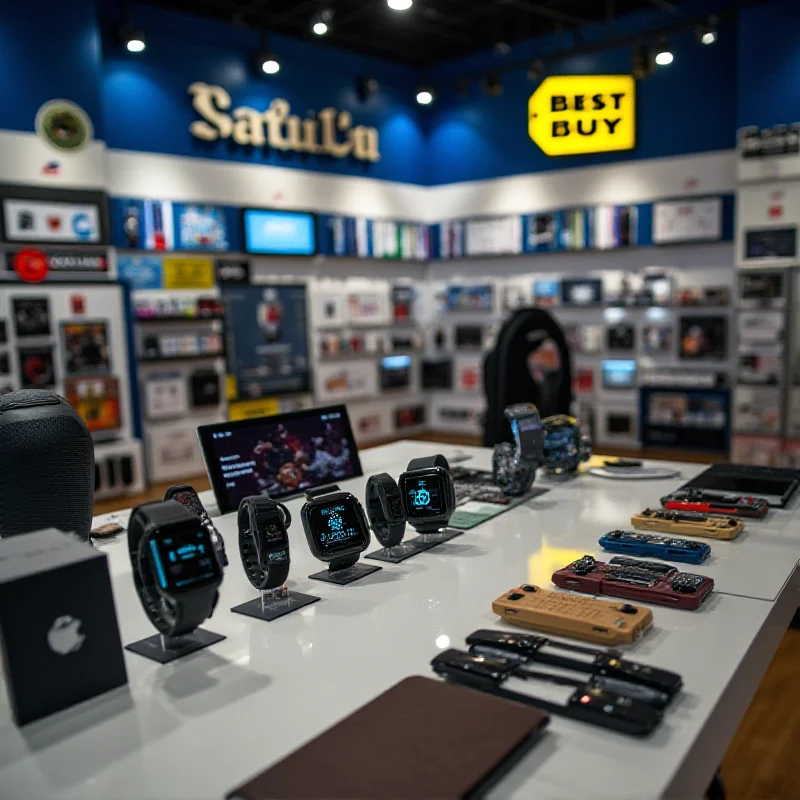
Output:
top-left (0, 392), bottom-right (94, 539)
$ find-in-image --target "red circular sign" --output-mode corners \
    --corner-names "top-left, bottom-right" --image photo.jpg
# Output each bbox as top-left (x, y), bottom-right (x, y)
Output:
top-left (13, 248), bottom-right (49, 283)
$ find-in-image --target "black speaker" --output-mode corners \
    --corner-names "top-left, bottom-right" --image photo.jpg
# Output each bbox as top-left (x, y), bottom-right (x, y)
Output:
top-left (0, 390), bottom-right (94, 539)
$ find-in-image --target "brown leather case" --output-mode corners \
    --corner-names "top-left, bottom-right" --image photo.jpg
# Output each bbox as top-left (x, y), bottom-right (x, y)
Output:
top-left (227, 676), bottom-right (548, 800)
top-left (631, 509), bottom-right (743, 540)
top-left (492, 584), bottom-right (653, 646)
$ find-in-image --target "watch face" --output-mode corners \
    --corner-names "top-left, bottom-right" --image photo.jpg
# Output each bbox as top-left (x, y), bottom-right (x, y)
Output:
top-left (382, 488), bottom-right (405, 521)
top-left (309, 496), bottom-right (369, 556)
top-left (256, 510), bottom-right (289, 554)
top-left (400, 472), bottom-right (447, 519)
top-left (147, 525), bottom-right (221, 594)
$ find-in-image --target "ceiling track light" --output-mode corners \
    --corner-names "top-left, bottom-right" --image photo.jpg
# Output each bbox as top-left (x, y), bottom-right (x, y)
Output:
top-left (387, 0), bottom-right (412, 10)
top-left (483, 72), bottom-right (503, 96)
top-left (697, 15), bottom-right (718, 45)
top-left (312, 8), bottom-right (333, 36)
top-left (257, 30), bottom-right (280, 75)
top-left (121, 25), bottom-right (146, 53)
top-left (416, 86), bottom-right (435, 106)
top-left (527, 59), bottom-right (545, 81)
top-left (632, 43), bottom-right (653, 79)
top-left (357, 76), bottom-right (380, 103)
top-left (654, 37), bottom-right (674, 66)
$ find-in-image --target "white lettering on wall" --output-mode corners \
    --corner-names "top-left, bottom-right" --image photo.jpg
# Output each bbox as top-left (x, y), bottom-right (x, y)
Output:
top-left (187, 82), bottom-right (381, 162)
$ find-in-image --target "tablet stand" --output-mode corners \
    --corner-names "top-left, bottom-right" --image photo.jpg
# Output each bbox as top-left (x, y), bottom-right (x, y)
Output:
top-left (125, 628), bottom-right (226, 664)
top-left (231, 586), bottom-right (320, 621)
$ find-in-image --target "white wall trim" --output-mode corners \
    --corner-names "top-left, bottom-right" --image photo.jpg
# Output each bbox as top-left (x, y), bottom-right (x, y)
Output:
top-left (0, 129), bottom-right (737, 223)
top-left (426, 150), bottom-right (738, 220)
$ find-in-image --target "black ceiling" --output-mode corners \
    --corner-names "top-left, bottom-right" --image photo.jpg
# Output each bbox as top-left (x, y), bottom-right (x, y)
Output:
top-left (140, 0), bottom-right (696, 67)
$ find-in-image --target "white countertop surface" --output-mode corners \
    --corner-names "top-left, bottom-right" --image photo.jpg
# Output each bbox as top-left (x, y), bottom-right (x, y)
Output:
top-left (1, 440), bottom-right (798, 800)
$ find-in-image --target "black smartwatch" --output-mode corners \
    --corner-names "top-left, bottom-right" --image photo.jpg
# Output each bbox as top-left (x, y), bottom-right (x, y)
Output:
top-left (300, 484), bottom-right (371, 571)
top-left (366, 473), bottom-right (406, 548)
top-left (398, 454), bottom-right (457, 534)
top-left (492, 403), bottom-right (544, 496)
top-left (237, 495), bottom-right (291, 591)
top-left (164, 484), bottom-right (228, 567)
top-left (128, 500), bottom-right (224, 638)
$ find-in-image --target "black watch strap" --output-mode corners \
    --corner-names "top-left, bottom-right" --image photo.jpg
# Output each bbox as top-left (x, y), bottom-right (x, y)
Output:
top-left (238, 496), bottom-right (291, 591)
top-left (366, 473), bottom-right (406, 548)
top-left (406, 454), bottom-right (450, 472)
top-left (305, 483), bottom-right (341, 500)
top-left (128, 500), bottom-right (219, 638)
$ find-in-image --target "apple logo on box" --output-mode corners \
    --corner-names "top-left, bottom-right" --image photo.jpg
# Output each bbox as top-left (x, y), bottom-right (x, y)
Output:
top-left (47, 615), bottom-right (85, 655)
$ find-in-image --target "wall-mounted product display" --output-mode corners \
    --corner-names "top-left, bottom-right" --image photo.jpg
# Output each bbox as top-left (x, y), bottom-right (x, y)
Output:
top-left (319, 216), bottom-right (429, 260)
top-left (602, 360), bottom-right (637, 390)
top-left (396, 404), bottom-right (426, 430)
top-left (222, 284), bottom-right (309, 398)
top-left (455, 356), bottom-right (483, 394)
top-left (652, 198), bottom-right (722, 244)
top-left (739, 272), bottom-right (786, 308)
top-left (0, 185), bottom-right (108, 246)
top-left (243, 209), bottom-right (316, 256)
top-left (606, 323), bottom-right (635, 352)
top-left (347, 291), bottom-right (391, 326)
top-left (315, 360), bottom-right (378, 402)
top-left (562, 278), bottom-right (603, 307)
top-left (533, 279), bottom-right (560, 308)
top-left (443, 285), bottom-right (494, 313)
top-left (422, 359), bottom-right (453, 390)
top-left (640, 388), bottom-right (730, 452)
top-left (643, 325), bottom-right (674, 354)
top-left (113, 198), bottom-right (233, 252)
top-left (733, 386), bottom-right (781, 434)
top-left (678, 316), bottom-right (727, 360)
top-left (0, 283), bottom-right (143, 499)
top-left (380, 355), bottom-right (412, 391)
top-left (454, 325), bottom-right (486, 350)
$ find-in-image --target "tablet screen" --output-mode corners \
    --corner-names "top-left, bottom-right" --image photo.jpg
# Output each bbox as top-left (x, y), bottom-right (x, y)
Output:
top-left (198, 405), bottom-right (362, 513)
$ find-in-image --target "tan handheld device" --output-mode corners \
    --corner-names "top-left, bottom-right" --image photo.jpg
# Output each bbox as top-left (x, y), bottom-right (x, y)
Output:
top-left (631, 508), bottom-right (742, 540)
top-left (492, 584), bottom-right (653, 646)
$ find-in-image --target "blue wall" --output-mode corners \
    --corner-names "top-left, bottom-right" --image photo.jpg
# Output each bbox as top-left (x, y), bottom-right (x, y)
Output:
top-left (1, 0), bottom-right (799, 188)
top-left (427, 11), bottom-right (738, 185)
top-left (737, 0), bottom-right (800, 128)
top-left (98, 5), bottom-right (427, 184)
top-left (0, 0), bottom-right (104, 134)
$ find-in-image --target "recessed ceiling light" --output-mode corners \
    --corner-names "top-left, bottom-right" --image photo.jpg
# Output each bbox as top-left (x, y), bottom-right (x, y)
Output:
top-left (388, 0), bottom-right (413, 10)
top-left (416, 88), bottom-right (434, 105)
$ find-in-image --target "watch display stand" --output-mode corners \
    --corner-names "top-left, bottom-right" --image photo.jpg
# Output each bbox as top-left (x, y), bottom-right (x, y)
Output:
top-left (231, 586), bottom-right (321, 621)
top-left (418, 527), bottom-right (464, 544)
top-left (309, 556), bottom-right (382, 585)
top-left (125, 628), bottom-right (226, 664)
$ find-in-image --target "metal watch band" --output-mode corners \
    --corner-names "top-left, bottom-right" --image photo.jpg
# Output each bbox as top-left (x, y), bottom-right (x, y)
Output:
top-left (128, 500), bottom-right (219, 637)
top-left (406, 454), bottom-right (451, 472)
top-left (237, 496), bottom-right (291, 591)
top-left (492, 442), bottom-right (538, 496)
top-left (366, 473), bottom-right (406, 548)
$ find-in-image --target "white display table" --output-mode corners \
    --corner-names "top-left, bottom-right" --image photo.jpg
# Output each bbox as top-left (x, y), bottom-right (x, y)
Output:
top-left (0, 441), bottom-right (798, 800)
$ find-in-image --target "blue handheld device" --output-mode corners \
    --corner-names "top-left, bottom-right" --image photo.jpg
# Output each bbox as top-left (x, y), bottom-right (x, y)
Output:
top-left (598, 530), bottom-right (710, 565)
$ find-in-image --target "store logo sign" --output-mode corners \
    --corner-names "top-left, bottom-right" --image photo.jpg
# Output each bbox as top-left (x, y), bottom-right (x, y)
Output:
top-left (188, 82), bottom-right (381, 163)
top-left (528, 75), bottom-right (636, 157)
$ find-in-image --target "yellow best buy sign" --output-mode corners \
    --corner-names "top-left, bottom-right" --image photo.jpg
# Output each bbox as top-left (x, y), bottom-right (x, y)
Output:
top-left (528, 75), bottom-right (636, 156)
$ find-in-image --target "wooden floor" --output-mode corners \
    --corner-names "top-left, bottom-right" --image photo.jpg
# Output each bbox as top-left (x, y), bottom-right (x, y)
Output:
top-left (95, 432), bottom-right (800, 798)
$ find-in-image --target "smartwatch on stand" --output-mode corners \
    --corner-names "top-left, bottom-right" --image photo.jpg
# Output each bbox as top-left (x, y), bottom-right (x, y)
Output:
top-left (301, 484), bottom-right (381, 585)
top-left (237, 495), bottom-right (291, 592)
top-left (492, 404), bottom-right (544, 496)
top-left (398, 454), bottom-right (458, 538)
top-left (231, 495), bottom-right (320, 621)
top-left (125, 500), bottom-right (225, 663)
top-left (365, 473), bottom-right (406, 548)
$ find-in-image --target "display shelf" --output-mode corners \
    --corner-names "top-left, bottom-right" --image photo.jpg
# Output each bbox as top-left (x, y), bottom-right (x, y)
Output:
top-left (138, 353), bottom-right (225, 364)
top-left (135, 314), bottom-right (225, 324)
